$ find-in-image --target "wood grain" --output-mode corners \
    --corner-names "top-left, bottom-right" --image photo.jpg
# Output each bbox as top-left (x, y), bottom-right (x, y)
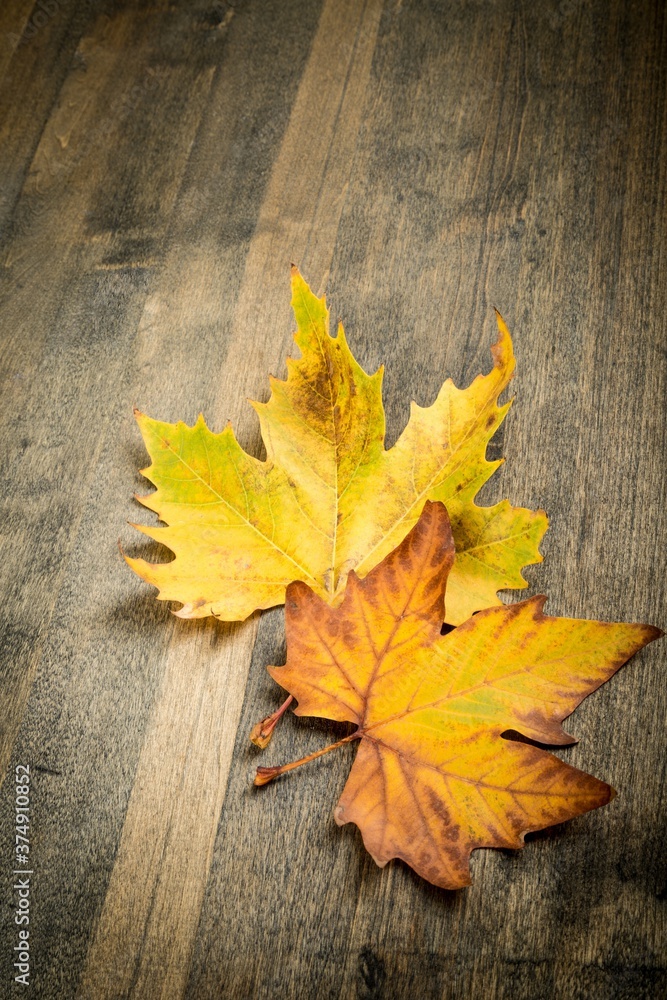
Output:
top-left (0, 1), bottom-right (665, 998)
top-left (80, 1), bottom-right (382, 995)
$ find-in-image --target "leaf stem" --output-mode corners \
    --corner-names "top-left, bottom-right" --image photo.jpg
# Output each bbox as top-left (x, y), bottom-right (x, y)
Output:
top-left (249, 694), bottom-right (294, 749)
top-left (254, 732), bottom-right (360, 786)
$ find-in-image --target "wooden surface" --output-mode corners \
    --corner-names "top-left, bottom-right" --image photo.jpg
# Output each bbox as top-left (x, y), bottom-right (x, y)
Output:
top-left (0, 1), bottom-right (665, 997)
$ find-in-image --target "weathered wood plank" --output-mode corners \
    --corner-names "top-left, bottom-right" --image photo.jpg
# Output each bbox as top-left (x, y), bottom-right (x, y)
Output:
top-left (0, 0), bottom-right (104, 234)
top-left (79, 2), bottom-right (384, 995)
top-left (0, 0), bottom-right (251, 994)
top-left (0, 0), bottom-right (222, 782)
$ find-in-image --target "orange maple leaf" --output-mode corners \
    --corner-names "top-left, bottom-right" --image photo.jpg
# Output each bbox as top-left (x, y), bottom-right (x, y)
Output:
top-left (259, 502), bottom-right (661, 889)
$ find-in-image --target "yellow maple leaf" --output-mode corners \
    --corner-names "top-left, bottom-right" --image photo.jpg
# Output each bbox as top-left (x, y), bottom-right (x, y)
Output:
top-left (126, 269), bottom-right (547, 623)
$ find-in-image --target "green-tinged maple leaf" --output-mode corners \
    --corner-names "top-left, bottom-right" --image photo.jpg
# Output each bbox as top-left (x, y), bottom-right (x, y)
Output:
top-left (126, 268), bottom-right (547, 623)
top-left (259, 502), bottom-right (661, 890)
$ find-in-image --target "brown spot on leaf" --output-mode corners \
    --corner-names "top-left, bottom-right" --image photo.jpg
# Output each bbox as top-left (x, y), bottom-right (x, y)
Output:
top-left (418, 849), bottom-right (434, 871)
top-left (425, 785), bottom-right (451, 826)
top-left (399, 547), bottom-right (412, 570)
top-left (342, 625), bottom-right (358, 648)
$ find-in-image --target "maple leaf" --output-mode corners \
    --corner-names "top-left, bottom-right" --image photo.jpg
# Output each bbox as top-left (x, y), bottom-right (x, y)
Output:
top-left (126, 269), bottom-right (547, 623)
top-left (260, 502), bottom-right (661, 890)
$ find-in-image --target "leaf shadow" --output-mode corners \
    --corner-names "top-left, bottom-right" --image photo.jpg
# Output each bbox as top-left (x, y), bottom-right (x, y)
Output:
top-left (336, 820), bottom-right (464, 905)
top-left (500, 728), bottom-right (577, 749)
top-left (120, 530), bottom-right (175, 565)
top-left (106, 590), bottom-right (174, 635)
top-left (125, 438), bottom-right (150, 473)
top-left (107, 589), bottom-right (252, 653)
top-left (522, 822), bottom-right (570, 844)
